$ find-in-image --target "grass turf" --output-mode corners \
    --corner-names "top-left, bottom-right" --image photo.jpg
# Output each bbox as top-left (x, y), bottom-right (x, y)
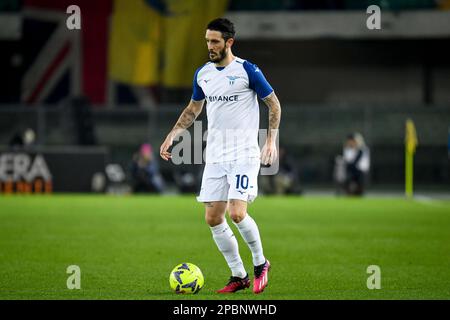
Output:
top-left (0, 194), bottom-right (450, 300)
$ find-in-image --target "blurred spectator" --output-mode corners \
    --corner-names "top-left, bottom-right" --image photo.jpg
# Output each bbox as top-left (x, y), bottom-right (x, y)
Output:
top-left (342, 133), bottom-right (370, 196)
top-left (333, 154), bottom-right (347, 195)
top-left (23, 128), bottom-right (36, 148)
top-left (130, 143), bottom-right (165, 193)
top-left (170, 141), bottom-right (203, 194)
top-left (9, 127), bottom-right (36, 150)
top-left (173, 167), bottom-right (200, 194)
top-left (9, 130), bottom-right (23, 149)
top-left (260, 146), bottom-right (302, 195)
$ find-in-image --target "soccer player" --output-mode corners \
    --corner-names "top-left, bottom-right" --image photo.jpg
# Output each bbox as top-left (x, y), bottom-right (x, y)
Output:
top-left (160, 18), bottom-right (281, 294)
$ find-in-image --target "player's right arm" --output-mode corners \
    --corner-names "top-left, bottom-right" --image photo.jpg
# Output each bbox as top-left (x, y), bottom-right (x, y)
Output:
top-left (160, 99), bottom-right (205, 161)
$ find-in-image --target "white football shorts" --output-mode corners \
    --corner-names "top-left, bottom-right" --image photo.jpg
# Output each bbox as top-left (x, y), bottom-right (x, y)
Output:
top-left (196, 158), bottom-right (260, 203)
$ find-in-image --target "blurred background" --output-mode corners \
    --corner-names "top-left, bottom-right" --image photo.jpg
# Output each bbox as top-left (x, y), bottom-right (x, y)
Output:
top-left (0, 0), bottom-right (449, 196)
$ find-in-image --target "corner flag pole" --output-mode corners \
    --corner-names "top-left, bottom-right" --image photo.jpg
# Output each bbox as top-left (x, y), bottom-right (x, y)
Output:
top-left (405, 119), bottom-right (418, 198)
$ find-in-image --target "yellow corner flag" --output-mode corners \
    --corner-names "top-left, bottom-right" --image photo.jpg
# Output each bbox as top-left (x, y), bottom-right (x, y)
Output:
top-left (405, 119), bottom-right (418, 198)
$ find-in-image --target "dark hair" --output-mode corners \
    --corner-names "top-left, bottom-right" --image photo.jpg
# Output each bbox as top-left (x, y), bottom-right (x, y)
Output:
top-left (207, 18), bottom-right (235, 41)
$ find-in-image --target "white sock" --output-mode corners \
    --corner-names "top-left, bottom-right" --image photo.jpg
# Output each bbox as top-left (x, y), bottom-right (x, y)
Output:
top-left (234, 214), bottom-right (266, 266)
top-left (210, 220), bottom-right (247, 278)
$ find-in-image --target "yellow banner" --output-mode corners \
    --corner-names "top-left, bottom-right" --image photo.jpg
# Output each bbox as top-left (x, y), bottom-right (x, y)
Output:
top-left (162, 0), bottom-right (229, 87)
top-left (108, 0), bottom-right (229, 87)
top-left (108, 0), bottom-right (162, 85)
top-left (438, 0), bottom-right (450, 9)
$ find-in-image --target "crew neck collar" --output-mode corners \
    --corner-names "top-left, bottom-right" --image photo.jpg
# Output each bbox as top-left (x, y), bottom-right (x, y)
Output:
top-left (215, 57), bottom-right (237, 71)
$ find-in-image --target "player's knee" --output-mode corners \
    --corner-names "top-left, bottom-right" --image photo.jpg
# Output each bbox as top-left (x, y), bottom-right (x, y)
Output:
top-left (229, 210), bottom-right (246, 223)
top-left (205, 212), bottom-right (223, 227)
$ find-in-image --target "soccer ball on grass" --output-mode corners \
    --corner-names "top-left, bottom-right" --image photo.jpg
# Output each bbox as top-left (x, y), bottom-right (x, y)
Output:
top-left (169, 262), bottom-right (204, 294)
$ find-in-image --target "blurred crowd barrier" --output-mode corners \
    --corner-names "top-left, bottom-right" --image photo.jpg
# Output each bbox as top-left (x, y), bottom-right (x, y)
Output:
top-left (0, 104), bottom-right (448, 192)
top-left (227, 0), bottom-right (447, 10)
top-left (0, 145), bottom-right (108, 193)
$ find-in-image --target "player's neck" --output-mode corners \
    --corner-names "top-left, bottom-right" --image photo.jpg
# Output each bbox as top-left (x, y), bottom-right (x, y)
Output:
top-left (215, 52), bottom-right (235, 68)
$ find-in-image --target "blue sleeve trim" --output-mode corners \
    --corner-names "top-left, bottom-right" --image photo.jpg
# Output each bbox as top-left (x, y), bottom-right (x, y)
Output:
top-left (191, 65), bottom-right (206, 101)
top-left (243, 60), bottom-right (274, 99)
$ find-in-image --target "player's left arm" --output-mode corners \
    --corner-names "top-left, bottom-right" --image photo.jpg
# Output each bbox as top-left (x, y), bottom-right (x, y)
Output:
top-left (261, 92), bottom-right (281, 165)
top-left (244, 61), bottom-right (281, 166)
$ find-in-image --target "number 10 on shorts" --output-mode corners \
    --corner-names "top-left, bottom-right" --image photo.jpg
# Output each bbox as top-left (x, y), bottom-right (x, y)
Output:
top-left (235, 174), bottom-right (249, 189)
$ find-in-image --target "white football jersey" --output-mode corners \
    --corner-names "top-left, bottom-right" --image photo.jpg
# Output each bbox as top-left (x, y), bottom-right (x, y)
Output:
top-left (192, 57), bottom-right (273, 164)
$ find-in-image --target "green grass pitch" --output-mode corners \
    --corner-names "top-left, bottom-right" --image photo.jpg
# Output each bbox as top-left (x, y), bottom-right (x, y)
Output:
top-left (1, 194), bottom-right (450, 300)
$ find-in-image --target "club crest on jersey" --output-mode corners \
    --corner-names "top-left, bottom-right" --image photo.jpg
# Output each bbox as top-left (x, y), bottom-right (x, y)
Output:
top-left (226, 76), bottom-right (243, 86)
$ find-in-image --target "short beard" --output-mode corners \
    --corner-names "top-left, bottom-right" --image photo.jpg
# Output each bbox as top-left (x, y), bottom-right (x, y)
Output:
top-left (209, 47), bottom-right (227, 63)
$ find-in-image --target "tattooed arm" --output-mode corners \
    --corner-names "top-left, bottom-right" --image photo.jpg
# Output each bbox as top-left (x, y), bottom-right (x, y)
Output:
top-left (261, 92), bottom-right (281, 165)
top-left (160, 99), bottom-right (205, 161)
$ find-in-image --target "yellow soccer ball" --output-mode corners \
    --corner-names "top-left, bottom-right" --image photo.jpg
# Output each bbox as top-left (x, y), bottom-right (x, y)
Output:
top-left (169, 262), bottom-right (204, 294)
